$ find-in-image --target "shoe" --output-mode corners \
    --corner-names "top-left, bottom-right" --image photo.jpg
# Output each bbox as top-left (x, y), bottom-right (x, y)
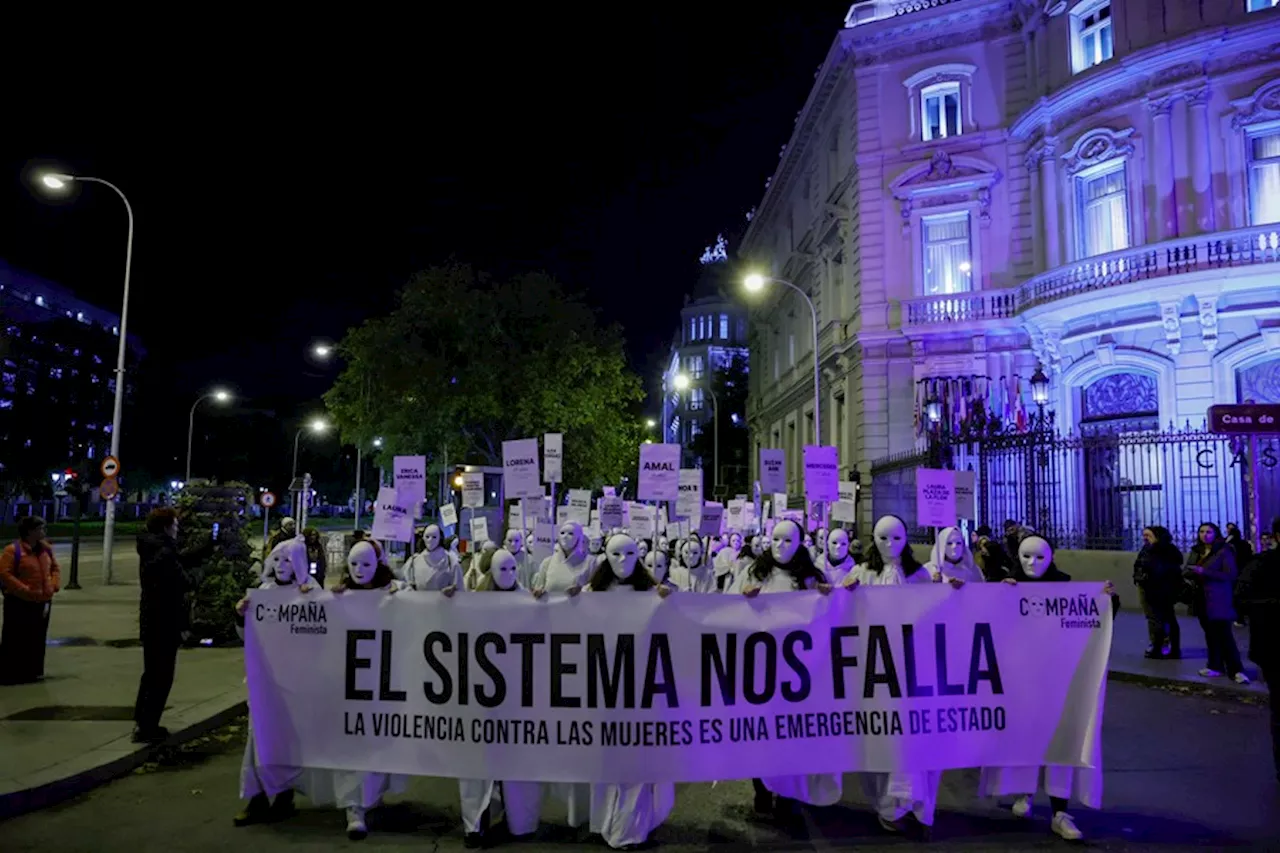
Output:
top-left (1234, 621), bottom-right (1246, 629)
top-left (906, 813), bottom-right (933, 841)
top-left (463, 833), bottom-right (484, 849)
top-left (1233, 672), bottom-right (1251, 685)
top-left (1144, 649), bottom-right (1166, 659)
top-left (1198, 668), bottom-right (1223, 678)
top-left (1011, 795), bottom-right (1032, 818)
top-left (131, 726), bottom-right (170, 744)
top-left (269, 789), bottom-right (296, 820)
top-left (346, 806), bottom-right (368, 841)
top-left (233, 793), bottom-right (271, 827)
top-left (877, 814), bottom-right (908, 834)
top-left (752, 786), bottom-right (774, 815)
top-left (1051, 811), bottom-right (1083, 840)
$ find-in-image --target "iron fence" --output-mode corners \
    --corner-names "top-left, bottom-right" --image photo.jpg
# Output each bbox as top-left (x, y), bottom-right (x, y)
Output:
top-left (871, 421), bottom-right (1278, 552)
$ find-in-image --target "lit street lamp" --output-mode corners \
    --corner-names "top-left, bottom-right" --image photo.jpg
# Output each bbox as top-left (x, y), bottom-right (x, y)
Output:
top-left (354, 436), bottom-right (383, 531)
top-left (186, 389), bottom-right (232, 483)
top-left (645, 418), bottom-right (656, 428)
top-left (312, 342), bottom-right (333, 359)
top-left (292, 418), bottom-right (329, 481)
top-left (674, 372), bottom-right (720, 494)
top-left (744, 273), bottom-right (821, 447)
top-left (41, 171), bottom-right (134, 585)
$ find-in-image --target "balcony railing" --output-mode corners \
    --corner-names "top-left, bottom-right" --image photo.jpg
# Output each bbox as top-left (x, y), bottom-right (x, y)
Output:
top-left (902, 224), bottom-right (1280, 328)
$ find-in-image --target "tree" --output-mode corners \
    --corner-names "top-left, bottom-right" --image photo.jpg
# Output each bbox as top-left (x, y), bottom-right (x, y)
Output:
top-left (689, 353), bottom-right (750, 498)
top-left (324, 265), bottom-right (646, 490)
top-left (179, 481), bottom-right (258, 646)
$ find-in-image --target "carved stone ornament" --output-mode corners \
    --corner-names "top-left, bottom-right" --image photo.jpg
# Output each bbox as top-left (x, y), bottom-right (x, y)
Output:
top-left (1023, 139), bottom-right (1057, 173)
top-left (900, 198), bottom-right (913, 236)
top-left (1160, 301), bottom-right (1182, 355)
top-left (1042, 327), bottom-right (1064, 374)
top-left (1062, 127), bottom-right (1136, 176)
top-left (1197, 296), bottom-right (1219, 353)
top-left (1231, 78), bottom-right (1280, 131)
top-left (928, 149), bottom-right (955, 179)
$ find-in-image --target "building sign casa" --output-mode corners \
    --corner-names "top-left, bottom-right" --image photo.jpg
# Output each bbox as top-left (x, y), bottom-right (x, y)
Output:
top-left (1198, 405), bottom-right (1280, 471)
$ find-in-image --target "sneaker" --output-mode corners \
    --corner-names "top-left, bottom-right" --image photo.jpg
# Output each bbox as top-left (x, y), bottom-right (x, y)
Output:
top-left (1051, 811), bottom-right (1083, 840)
top-left (1234, 672), bottom-right (1251, 685)
top-left (1198, 668), bottom-right (1223, 678)
top-left (346, 806), bottom-right (368, 841)
top-left (877, 814), bottom-right (907, 834)
top-left (131, 726), bottom-right (170, 744)
top-left (1011, 795), bottom-right (1032, 818)
top-left (233, 793), bottom-right (271, 827)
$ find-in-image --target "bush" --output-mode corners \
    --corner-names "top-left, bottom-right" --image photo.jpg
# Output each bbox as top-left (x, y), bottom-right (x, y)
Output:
top-left (177, 481), bottom-right (258, 646)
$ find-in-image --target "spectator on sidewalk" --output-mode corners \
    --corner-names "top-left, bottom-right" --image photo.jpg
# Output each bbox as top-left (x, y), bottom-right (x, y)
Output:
top-left (302, 527), bottom-right (326, 588)
top-left (0, 516), bottom-right (60, 685)
top-left (1226, 522), bottom-right (1254, 628)
top-left (1134, 526), bottom-right (1183, 659)
top-left (133, 507), bottom-right (213, 744)
top-left (265, 516), bottom-right (296, 556)
top-left (1184, 522), bottom-right (1249, 685)
top-left (1238, 516), bottom-right (1280, 781)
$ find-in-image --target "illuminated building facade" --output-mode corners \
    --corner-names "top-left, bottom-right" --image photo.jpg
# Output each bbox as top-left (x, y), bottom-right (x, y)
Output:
top-left (0, 260), bottom-right (143, 496)
top-left (741, 0), bottom-right (1280, 542)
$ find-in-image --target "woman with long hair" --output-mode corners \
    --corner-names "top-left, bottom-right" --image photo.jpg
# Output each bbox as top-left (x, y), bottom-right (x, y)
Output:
top-left (1184, 522), bottom-right (1249, 683)
top-left (1134, 525), bottom-right (1183, 659)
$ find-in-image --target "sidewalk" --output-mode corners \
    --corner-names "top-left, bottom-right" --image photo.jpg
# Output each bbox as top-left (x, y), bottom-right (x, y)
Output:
top-left (0, 582), bottom-right (1264, 820)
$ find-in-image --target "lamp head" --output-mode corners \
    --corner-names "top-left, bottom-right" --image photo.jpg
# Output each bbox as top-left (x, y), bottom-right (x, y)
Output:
top-left (673, 373), bottom-right (691, 391)
top-left (212, 389), bottom-right (231, 403)
top-left (373, 437), bottom-right (384, 448)
top-left (645, 418), bottom-right (656, 428)
top-left (743, 273), bottom-right (767, 292)
top-left (41, 173), bottom-right (74, 190)
top-left (312, 343), bottom-right (333, 359)
top-left (309, 418), bottom-right (328, 433)
top-left (1030, 367), bottom-right (1051, 407)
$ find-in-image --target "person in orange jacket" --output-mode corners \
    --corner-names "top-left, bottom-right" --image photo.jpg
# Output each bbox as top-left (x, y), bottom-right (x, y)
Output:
top-left (0, 516), bottom-right (61, 685)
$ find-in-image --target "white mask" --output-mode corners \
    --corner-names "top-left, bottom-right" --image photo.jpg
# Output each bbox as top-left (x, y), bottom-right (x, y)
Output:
top-left (873, 516), bottom-right (907, 562)
top-left (646, 549), bottom-right (668, 582)
top-left (558, 522), bottom-right (583, 557)
top-left (1019, 536), bottom-right (1053, 578)
top-left (944, 529), bottom-right (966, 563)
top-left (682, 537), bottom-right (704, 568)
top-left (347, 541), bottom-right (379, 585)
top-left (827, 528), bottom-right (850, 563)
top-left (771, 520), bottom-right (801, 564)
top-left (606, 534), bottom-right (638, 579)
top-left (657, 536), bottom-right (668, 553)
top-left (423, 525), bottom-right (442, 552)
top-left (488, 548), bottom-right (519, 590)
top-left (588, 531), bottom-right (604, 554)
top-left (503, 530), bottom-right (524, 555)
top-left (264, 542), bottom-right (292, 583)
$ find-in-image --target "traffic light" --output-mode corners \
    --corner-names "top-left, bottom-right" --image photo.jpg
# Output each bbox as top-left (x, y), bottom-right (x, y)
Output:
top-left (64, 468), bottom-right (85, 499)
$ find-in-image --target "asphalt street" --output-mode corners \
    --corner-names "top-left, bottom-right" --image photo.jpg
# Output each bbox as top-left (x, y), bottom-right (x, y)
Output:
top-left (1, 680), bottom-right (1275, 852)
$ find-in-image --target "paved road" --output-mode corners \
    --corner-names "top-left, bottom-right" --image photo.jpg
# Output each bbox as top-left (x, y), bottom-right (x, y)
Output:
top-left (2, 681), bottom-right (1275, 852)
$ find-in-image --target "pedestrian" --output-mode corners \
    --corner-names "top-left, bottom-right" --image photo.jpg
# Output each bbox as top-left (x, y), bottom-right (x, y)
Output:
top-left (1238, 517), bottom-right (1280, 781)
top-left (1183, 522), bottom-right (1250, 684)
top-left (265, 516), bottom-right (296, 555)
top-left (1226, 522), bottom-right (1254, 628)
top-left (1134, 525), bottom-right (1183, 659)
top-left (133, 507), bottom-right (213, 744)
top-left (0, 516), bottom-right (60, 685)
top-left (302, 527), bottom-right (327, 588)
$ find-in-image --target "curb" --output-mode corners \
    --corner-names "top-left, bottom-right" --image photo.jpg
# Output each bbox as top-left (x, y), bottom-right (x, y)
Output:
top-left (0, 700), bottom-right (247, 821)
top-left (1107, 668), bottom-right (1268, 703)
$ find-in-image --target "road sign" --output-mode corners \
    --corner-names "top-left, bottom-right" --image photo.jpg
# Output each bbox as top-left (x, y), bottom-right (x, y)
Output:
top-left (99, 478), bottom-right (119, 499)
top-left (1208, 404), bottom-right (1280, 434)
top-left (100, 455), bottom-right (121, 478)
top-left (261, 491), bottom-right (277, 508)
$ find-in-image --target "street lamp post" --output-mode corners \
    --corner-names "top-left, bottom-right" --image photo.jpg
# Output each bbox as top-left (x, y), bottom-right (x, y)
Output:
top-left (41, 173), bottom-right (133, 584)
top-left (355, 437), bottom-right (382, 531)
top-left (186, 389), bottom-right (231, 483)
top-left (744, 274), bottom-right (821, 446)
top-left (673, 373), bottom-right (720, 494)
top-left (292, 418), bottom-right (329, 482)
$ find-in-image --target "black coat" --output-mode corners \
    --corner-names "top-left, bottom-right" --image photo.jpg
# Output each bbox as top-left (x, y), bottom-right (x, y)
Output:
top-left (136, 532), bottom-right (209, 642)
top-left (1240, 549), bottom-right (1280, 667)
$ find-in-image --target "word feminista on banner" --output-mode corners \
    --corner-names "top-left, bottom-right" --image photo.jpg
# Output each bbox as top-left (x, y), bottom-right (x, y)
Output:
top-left (245, 585), bottom-right (1112, 784)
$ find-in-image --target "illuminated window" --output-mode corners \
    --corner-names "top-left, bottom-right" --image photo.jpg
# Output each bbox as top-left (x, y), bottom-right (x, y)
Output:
top-left (719, 314), bottom-right (729, 339)
top-left (1247, 0), bottom-right (1278, 10)
top-left (1071, 1), bottom-right (1113, 74)
top-left (690, 388), bottom-right (704, 411)
top-left (689, 317), bottom-right (696, 341)
top-left (921, 212), bottom-right (973, 295)
top-left (921, 82), bottom-right (962, 141)
top-left (692, 356), bottom-right (705, 378)
top-left (1077, 160), bottom-right (1130, 256)
top-left (1246, 124), bottom-right (1280, 225)
top-left (788, 333), bottom-right (796, 367)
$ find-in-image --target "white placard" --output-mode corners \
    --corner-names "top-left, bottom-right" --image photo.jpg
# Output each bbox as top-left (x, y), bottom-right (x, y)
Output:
top-left (462, 472), bottom-right (485, 509)
top-left (509, 504), bottom-right (524, 530)
top-left (567, 489), bottom-right (592, 525)
top-left (954, 470), bottom-right (976, 520)
top-left (543, 433), bottom-right (563, 484)
top-left (470, 515), bottom-right (490, 545)
top-left (726, 499), bottom-right (746, 531)
top-left (916, 468), bottom-right (957, 528)
top-left (440, 503), bottom-right (458, 528)
top-left (393, 456), bottom-right (427, 517)
top-left (600, 496), bottom-right (625, 530)
top-left (802, 445), bottom-right (839, 503)
top-left (759, 448), bottom-right (787, 494)
top-left (531, 520), bottom-right (555, 564)
top-left (371, 486), bottom-right (413, 543)
top-left (503, 438), bottom-right (542, 499)
top-left (638, 443), bottom-right (681, 502)
top-left (676, 468), bottom-right (702, 520)
top-left (697, 504), bottom-right (724, 537)
top-left (629, 504), bottom-right (656, 540)
top-left (772, 493), bottom-right (788, 517)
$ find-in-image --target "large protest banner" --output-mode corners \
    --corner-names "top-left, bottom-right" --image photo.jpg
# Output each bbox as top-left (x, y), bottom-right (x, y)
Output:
top-left (246, 585), bottom-right (1111, 784)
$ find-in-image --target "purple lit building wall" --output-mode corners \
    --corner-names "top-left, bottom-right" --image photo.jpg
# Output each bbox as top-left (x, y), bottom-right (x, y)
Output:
top-left (740, 0), bottom-right (1280, 540)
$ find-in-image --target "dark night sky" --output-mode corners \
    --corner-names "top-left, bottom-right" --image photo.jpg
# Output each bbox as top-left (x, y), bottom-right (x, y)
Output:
top-left (0, 8), bottom-right (849, 479)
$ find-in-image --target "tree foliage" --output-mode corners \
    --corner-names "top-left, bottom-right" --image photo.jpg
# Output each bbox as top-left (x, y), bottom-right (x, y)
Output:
top-left (323, 265), bottom-right (646, 489)
top-left (179, 481), bottom-right (258, 646)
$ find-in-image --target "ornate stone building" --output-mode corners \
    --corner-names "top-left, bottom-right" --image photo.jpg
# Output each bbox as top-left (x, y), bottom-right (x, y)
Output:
top-left (741, 0), bottom-right (1280, 540)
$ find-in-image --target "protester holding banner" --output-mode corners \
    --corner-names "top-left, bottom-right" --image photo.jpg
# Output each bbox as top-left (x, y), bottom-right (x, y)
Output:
top-left (457, 547), bottom-right (542, 847)
top-left (741, 520), bottom-right (838, 830)
top-left (820, 528), bottom-right (856, 586)
top-left (585, 534), bottom-right (676, 848)
top-left (670, 536), bottom-right (716, 593)
top-left (404, 524), bottom-right (463, 593)
top-left (645, 549), bottom-right (673, 589)
top-left (714, 532), bottom-right (743, 591)
top-left (926, 527), bottom-right (985, 587)
top-left (534, 522), bottom-right (591, 595)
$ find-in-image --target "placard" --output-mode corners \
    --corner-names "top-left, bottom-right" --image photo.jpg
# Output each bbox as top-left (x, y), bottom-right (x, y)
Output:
top-left (503, 438), bottom-right (542, 499)
top-left (916, 468), bottom-right (957, 528)
top-left (393, 455), bottom-right (427, 516)
top-left (531, 520), bottom-right (555, 564)
top-left (638, 443), bottom-right (681, 502)
top-left (470, 515), bottom-right (490, 544)
top-left (544, 433), bottom-right (563, 484)
top-left (772, 492), bottom-right (788, 517)
top-left (629, 504), bottom-right (656, 540)
top-left (802, 445), bottom-right (839, 503)
top-left (440, 503), bottom-right (458, 528)
top-left (600, 496), bottom-right (625, 530)
top-left (567, 489), bottom-right (592, 525)
top-left (462, 472), bottom-right (485, 509)
top-left (698, 504), bottom-right (724, 537)
top-left (759, 448), bottom-right (786, 494)
top-left (371, 486), bottom-right (413, 543)
top-left (676, 469), bottom-right (702, 520)
top-left (954, 470), bottom-right (976, 520)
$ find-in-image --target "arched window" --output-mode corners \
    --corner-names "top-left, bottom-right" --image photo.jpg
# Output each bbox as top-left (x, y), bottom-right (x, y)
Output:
top-left (1237, 355), bottom-right (1280, 404)
top-left (1080, 372), bottom-right (1158, 431)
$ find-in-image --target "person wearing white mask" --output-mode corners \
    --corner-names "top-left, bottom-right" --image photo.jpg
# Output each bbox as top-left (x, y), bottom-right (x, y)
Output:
top-left (584, 534), bottom-right (675, 848)
top-left (670, 536), bottom-right (716, 593)
top-left (503, 528), bottom-right (539, 590)
top-left (925, 526), bottom-right (984, 586)
top-left (465, 540), bottom-right (498, 590)
top-left (535, 522), bottom-right (592, 595)
top-left (821, 528), bottom-right (857, 586)
top-left (455, 548), bottom-right (542, 847)
top-left (646, 549), bottom-right (674, 589)
top-left (714, 532), bottom-right (743, 591)
top-left (404, 524), bottom-right (463, 593)
top-left (741, 520), bottom-right (834, 832)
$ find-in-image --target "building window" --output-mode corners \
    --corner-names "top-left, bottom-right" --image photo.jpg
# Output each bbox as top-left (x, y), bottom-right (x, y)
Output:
top-left (1247, 124), bottom-right (1280, 225)
top-left (719, 314), bottom-right (729, 339)
top-left (690, 388), bottom-right (704, 411)
top-left (1071, 1), bottom-right (1113, 74)
top-left (1247, 0), bottom-right (1278, 10)
top-left (1078, 160), bottom-right (1130, 257)
top-left (773, 351), bottom-right (780, 380)
top-left (692, 356), bottom-right (705, 378)
top-left (689, 317), bottom-right (696, 341)
top-left (921, 212), bottom-right (973, 295)
top-left (788, 333), bottom-right (796, 367)
top-left (921, 82), bottom-right (961, 142)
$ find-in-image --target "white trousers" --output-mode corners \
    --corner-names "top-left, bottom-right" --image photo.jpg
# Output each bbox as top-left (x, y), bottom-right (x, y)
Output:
top-left (458, 779), bottom-right (542, 835)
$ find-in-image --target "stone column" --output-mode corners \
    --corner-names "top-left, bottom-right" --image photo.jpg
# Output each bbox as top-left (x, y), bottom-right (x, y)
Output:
top-left (1148, 96), bottom-right (1179, 240)
top-left (1187, 86), bottom-right (1215, 234)
top-left (1038, 141), bottom-right (1062, 268)
top-left (1025, 145), bottom-right (1045, 271)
